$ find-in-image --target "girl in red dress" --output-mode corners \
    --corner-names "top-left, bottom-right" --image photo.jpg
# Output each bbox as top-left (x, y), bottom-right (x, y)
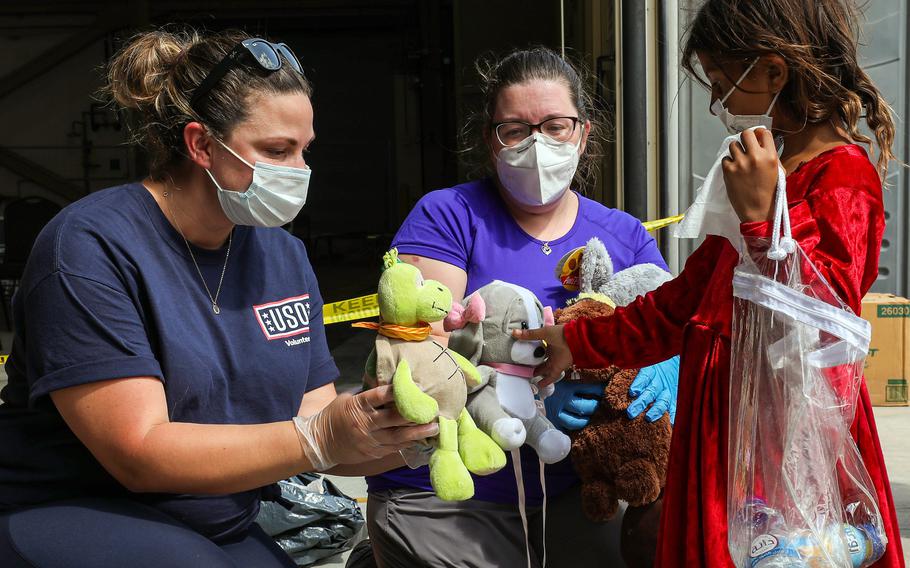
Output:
top-left (518, 0), bottom-right (905, 566)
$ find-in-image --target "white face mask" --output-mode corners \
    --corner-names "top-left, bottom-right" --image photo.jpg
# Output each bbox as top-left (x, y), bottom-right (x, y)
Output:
top-left (205, 139), bottom-right (311, 227)
top-left (710, 57), bottom-right (780, 135)
top-left (495, 132), bottom-right (581, 207)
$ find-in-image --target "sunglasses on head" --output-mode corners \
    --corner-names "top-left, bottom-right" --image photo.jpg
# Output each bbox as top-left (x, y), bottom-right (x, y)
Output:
top-left (190, 38), bottom-right (304, 111)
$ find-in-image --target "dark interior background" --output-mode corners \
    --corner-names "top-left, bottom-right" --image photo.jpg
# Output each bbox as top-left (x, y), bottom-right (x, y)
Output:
top-left (0, 0), bottom-right (618, 383)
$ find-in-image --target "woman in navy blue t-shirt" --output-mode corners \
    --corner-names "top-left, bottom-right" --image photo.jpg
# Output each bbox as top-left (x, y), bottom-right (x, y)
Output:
top-left (0, 28), bottom-right (435, 567)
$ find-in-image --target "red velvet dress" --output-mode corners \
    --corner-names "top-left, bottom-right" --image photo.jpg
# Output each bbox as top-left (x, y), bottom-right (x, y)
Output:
top-left (564, 145), bottom-right (905, 567)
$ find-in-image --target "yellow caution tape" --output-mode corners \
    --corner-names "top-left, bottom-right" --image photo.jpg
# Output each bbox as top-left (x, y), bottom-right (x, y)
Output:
top-left (323, 214), bottom-right (683, 324)
top-left (323, 293), bottom-right (381, 325)
top-left (642, 214), bottom-right (684, 232)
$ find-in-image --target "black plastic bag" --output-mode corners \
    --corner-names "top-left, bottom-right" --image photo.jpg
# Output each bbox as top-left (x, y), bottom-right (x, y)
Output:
top-left (258, 474), bottom-right (366, 566)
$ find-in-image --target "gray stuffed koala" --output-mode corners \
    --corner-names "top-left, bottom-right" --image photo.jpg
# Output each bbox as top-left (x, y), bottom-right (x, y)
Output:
top-left (444, 281), bottom-right (571, 464)
top-left (573, 236), bottom-right (673, 307)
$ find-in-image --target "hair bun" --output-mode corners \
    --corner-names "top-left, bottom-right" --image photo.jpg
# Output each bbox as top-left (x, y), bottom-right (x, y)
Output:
top-left (100, 26), bottom-right (310, 180)
top-left (106, 29), bottom-right (198, 112)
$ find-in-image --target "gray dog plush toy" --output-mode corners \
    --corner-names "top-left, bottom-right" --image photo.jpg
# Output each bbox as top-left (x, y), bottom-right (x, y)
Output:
top-left (444, 281), bottom-right (571, 464)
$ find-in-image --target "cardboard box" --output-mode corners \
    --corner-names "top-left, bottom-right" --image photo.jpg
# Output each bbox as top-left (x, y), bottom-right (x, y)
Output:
top-left (860, 293), bottom-right (910, 406)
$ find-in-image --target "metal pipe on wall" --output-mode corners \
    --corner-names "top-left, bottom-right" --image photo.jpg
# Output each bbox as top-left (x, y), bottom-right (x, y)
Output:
top-left (658, 0), bottom-right (681, 274)
top-left (620, 0), bottom-right (648, 221)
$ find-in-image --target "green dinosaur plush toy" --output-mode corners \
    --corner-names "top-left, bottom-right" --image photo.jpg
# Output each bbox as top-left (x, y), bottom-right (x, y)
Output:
top-left (358, 249), bottom-right (506, 501)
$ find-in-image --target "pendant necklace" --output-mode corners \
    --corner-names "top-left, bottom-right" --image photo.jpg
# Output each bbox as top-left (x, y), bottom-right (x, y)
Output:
top-left (164, 189), bottom-right (232, 315)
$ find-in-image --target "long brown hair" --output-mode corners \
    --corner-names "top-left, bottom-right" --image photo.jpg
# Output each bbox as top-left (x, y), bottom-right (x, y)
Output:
top-left (102, 27), bottom-right (312, 180)
top-left (682, 0), bottom-right (895, 179)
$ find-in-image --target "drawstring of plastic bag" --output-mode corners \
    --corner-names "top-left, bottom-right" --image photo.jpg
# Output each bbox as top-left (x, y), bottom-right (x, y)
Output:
top-left (766, 163), bottom-right (796, 263)
top-left (764, 162), bottom-right (795, 309)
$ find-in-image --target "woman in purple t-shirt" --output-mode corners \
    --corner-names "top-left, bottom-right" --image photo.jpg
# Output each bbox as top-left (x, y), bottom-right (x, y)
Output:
top-left (363, 48), bottom-right (680, 568)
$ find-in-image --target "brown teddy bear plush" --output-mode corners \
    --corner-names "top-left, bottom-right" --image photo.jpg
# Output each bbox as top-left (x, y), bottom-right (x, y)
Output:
top-left (552, 237), bottom-right (674, 525)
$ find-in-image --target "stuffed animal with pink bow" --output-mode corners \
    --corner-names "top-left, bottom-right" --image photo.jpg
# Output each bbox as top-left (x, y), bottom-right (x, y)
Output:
top-left (444, 280), bottom-right (571, 464)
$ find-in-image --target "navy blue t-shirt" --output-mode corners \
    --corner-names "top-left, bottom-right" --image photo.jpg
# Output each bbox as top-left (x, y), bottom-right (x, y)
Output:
top-left (0, 183), bottom-right (338, 542)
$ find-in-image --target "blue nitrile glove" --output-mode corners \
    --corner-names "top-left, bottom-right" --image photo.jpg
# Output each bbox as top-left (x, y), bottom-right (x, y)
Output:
top-left (627, 355), bottom-right (680, 424)
top-left (544, 381), bottom-right (604, 431)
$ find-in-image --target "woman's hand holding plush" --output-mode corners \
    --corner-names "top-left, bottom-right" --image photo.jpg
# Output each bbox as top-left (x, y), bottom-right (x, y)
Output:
top-left (293, 384), bottom-right (438, 471)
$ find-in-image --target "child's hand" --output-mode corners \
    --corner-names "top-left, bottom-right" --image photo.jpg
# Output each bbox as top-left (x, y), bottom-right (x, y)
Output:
top-left (512, 324), bottom-right (573, 388)
top-left (722, 128), bottom-right (779, 223)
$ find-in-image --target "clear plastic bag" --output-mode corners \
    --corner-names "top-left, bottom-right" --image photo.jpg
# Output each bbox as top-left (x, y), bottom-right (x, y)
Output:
top-left (727, 171), bottom-right (887, 568)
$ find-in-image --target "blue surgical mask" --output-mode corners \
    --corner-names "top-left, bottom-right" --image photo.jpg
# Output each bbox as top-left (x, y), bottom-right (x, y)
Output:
top-left (710, 57), bottom-right (779, 135)
top-left (205, 139), bottom-right (311, 227)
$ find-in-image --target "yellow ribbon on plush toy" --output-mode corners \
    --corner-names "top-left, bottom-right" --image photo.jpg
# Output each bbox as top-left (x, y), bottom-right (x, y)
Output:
top-left (351, 321), bottom-right (433, 341)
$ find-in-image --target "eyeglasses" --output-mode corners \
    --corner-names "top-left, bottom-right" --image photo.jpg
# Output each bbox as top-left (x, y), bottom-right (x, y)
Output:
top-left (190, 38), bottom-right (304, 111)
top-left (493, 117), bottom-right (580, 147)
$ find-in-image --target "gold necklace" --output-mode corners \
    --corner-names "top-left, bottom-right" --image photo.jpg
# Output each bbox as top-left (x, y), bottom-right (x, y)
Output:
top-left (163, 189), bottom-right (232, 315)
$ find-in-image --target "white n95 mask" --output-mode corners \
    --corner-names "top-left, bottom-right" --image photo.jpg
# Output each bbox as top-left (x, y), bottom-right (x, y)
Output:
top-left (495, 132), bottom-right (581, 207)
top-left (206, 139), bottom-right (311, 227)
top-left (711, 57), bottom-right (779, 135)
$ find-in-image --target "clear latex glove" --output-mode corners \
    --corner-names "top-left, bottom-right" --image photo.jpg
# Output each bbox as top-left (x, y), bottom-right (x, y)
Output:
top-left (544, 381), bottom-right (604, 431)
top-left (293, 385), bottom-right (439, 471)
top-left (627, 355), bottom-right (680, 424)
top-left (399, 442), bottom-right (434, 469)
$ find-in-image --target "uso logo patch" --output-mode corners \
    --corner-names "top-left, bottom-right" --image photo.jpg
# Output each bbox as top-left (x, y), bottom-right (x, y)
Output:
top-left (254, 294), bottom-right (312, 340)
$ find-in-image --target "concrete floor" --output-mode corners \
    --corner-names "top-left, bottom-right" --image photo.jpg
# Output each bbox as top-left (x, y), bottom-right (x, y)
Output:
top-left (1, 328), bottom-right (907, 566)
top-left (873, 406), bottom-right (910, 564)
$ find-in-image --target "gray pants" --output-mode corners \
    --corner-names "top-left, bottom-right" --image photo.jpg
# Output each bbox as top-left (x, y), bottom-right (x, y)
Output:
top-left (366, 485), bottom-right (626, 568)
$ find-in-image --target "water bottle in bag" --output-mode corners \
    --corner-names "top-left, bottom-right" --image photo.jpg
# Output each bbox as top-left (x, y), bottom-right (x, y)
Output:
top-left (841, 524), bottom-right (885, 567)
top-left (744, 500), bottom-right (805, 568)
top-left (786, 523), bottom-right (885, 567)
